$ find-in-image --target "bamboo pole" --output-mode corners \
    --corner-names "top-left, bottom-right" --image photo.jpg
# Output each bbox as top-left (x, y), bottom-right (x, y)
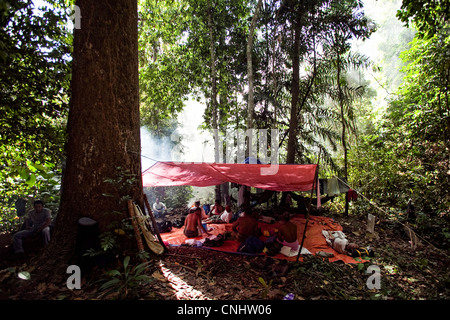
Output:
top-left (143, 194), bottom-right (168, 252)
top-left (127, 199), bottom-right (146, 260)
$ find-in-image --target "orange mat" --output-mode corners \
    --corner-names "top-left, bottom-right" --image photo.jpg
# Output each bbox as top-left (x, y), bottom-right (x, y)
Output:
top-left (160, 214), bottom-right (364, 264)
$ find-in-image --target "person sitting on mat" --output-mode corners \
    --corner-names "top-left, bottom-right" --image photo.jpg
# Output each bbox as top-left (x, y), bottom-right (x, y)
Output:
top-left (204, 205), bottom-right (233, 224)
top-left (190, 200), bottom-right (208, 220)
top-left (220, 205), bottom-right (233, 223)
top-left (231, 207), bottom-right (260, 243)
top-left (184, 207), bottom-right (211, 238)
top-left (277, 212), bottom-right (299, 251)
top-left (210, 199), bottom-right (224, 216)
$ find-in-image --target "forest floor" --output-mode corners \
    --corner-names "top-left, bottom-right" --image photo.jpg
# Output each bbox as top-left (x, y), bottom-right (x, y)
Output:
top-left (0, 209), bottom-right (449, 301)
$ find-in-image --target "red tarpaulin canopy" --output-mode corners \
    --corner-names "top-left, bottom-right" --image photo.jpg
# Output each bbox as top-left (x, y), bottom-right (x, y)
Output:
top-left (142, 162), bottom-right (318, 192)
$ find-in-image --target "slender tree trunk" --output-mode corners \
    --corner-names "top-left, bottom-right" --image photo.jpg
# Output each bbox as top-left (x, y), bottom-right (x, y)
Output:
top-left (220, 96), bottom-right (229, 204)
top-left (337, 52), bottom-right (349, 215)
top-left (207, 3), bottom-right (221, 201)
top-left (246, 0), bottom-right (263, 159)
top-left (44, 0), bottom-right (142, 276)
top-left (272, 36), bottom-right (278, 128)
top-left (246, 0), bottom-right (263, 131)
top-left (286, 18), bottom-right (301, 164)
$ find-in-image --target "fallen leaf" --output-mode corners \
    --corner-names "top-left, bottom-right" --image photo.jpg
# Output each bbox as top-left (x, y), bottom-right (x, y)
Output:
top-left (152, 271), bottom-right (167, 282)
top-left (37, 282), bottom-right (47, 292)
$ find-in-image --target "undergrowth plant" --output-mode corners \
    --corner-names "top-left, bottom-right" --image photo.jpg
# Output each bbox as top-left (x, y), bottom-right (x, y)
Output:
top-left (97, 256), bottom-right (153, 299)
top-left (258, 277), bottom-right (273, 299)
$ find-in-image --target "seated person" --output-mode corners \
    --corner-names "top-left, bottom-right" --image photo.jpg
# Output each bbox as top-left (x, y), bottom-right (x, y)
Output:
top-left (153, 198), bottom-right (166, 218)
top-left (205, 205), bottom-right (233, 224)
top-left (184, 207), bottom-right (211, 238)
top-left (13, 200), bottom-right (51, 255)
top-left (210, 199), bottom-right (224, 216)
top-left (231, 208), bottom-right (260, 243)
top-left (191, 200), bottom-right (208, 219)
top-left (277, 212), bottom-right (299, 251)
top-left (220, 205), bottom-right (233, 223)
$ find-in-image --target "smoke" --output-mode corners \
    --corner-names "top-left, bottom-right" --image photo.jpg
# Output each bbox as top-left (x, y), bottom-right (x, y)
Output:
top-left (140, 127), bottom-right (171, 171)
top-left (140, 98), bottom-right (217, 206)
top-left (140, 98), bottom-right (215, 171)
top-left (352, 0), bottom-right (415, 114)
top-left (171, 98), bottom-right (215, 164)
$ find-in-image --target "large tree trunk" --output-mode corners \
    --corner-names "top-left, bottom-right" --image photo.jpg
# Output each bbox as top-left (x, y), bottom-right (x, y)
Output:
top-left (43, 0), bottom-right (142, 276)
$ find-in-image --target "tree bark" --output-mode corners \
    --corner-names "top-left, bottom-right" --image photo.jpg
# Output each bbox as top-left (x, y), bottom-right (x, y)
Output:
top-left (246, 0), bottom-right (263, 161)
top-left (286, 17), bottom-right (301, 164)
top-left (207, 2), bottom-right (221, 201)
top-left (45, 0), bottom-right (142, 273)
top-left (246, 0), bottom-right (263, 132)
top-left (336, 49), bottom-right (349, 216)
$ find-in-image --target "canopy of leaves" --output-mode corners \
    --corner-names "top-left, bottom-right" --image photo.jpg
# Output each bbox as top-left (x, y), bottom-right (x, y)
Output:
top-left (0, 0), bottom-right (71, 229)
top-left (396, 0), bottom-right (450, 39)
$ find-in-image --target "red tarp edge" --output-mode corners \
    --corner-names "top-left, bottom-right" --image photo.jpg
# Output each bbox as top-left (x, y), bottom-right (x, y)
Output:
top-left (142, 162), bottom-right (318, 192)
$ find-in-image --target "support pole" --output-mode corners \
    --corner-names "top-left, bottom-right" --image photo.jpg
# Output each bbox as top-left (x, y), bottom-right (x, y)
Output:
top-left (296, 165), bottom-right (319, 263)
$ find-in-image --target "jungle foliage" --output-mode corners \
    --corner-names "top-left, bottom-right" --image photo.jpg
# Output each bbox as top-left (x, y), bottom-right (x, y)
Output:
top-left (0, 0), bottom-right (449, 241)
top-left (0, 0), bottom-right (71, 230)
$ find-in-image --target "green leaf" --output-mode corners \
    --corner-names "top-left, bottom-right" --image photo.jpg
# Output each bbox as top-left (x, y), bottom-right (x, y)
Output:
top-left (25, 174), bottom-right (36, 186)
top-left (100, 279), bottom-right (121, 291)
top-left (19, 168), bottom-right (29, 180)
top-left (106, 270), bottom-right (122, 277)
top-left (123, 256), bottom-right (130, 272)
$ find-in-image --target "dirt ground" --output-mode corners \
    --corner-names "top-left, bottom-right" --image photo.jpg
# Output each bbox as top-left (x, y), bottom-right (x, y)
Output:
top-left (1, 210), bottom-right (449, 300)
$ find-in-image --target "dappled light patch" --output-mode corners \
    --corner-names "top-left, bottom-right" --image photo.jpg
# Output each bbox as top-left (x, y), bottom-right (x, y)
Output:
top-left (157, 261), bottom-right (211, 300)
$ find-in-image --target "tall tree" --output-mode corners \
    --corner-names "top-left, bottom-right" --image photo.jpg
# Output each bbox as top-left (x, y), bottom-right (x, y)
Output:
top-left (246, 0), bottom-right (263, 157)
top-left (46, 0), bottom-right (142, 275)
